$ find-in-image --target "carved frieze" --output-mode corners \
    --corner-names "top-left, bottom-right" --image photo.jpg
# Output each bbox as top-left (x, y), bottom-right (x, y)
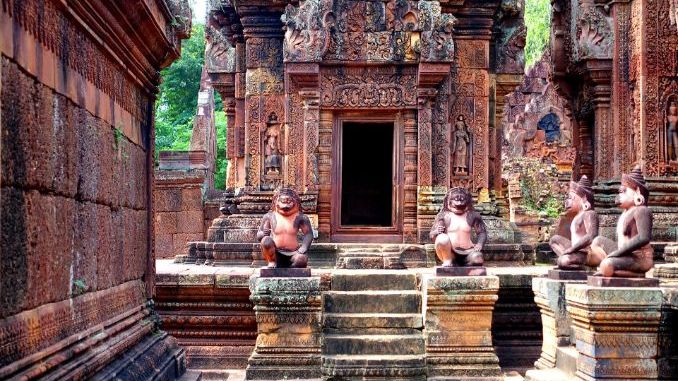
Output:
top-left (576, 6), bottom-right (613, 60)
top-left (282, 0), bottom-right (455, 63)
top-left (320, 66), bottom-right (417, 108)
top-left (206, 19), bottom-right (236, 73)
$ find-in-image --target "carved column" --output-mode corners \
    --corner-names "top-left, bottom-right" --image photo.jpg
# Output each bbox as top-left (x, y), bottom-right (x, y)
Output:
top-left (317, 110), bottom-right (333, 240)
top-left (240, 9), bottom-right (285, 190)
top-left (425, 276), bottom-right (502, 380)
top-left (234, 40), bottom-right (247, 188)
top-left (403, 110), bottom-right (418, 243)
top-left (418, 90), bottom-right (435, 188)
top-left (224, 98), bottom-right (237, 188)
top-left (246, 276), bottom-right (322, 380)
top-left (586, 61), bottom-right (613, 180)
top-left (416, 90), bottom-right (439, 242)
top-left (566, 284), bottom-right (663, 380)
top-left (301, 90), bottom-right (320, 193)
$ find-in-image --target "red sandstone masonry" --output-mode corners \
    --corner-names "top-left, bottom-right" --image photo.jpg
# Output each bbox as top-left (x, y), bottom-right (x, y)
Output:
top-left (1, 0), bottom-right (188, 378)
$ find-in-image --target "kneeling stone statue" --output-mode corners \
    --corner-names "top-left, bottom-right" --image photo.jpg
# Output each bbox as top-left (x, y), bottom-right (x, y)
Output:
top-left (257, 188), bottom-right (313, 268)
top-left (430, 187), bottom-right (487, 267)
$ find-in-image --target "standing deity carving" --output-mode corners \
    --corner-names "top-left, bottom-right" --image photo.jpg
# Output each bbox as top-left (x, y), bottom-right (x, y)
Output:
top-left (264, 113), bottom-right (283, 176)
top-left (506, 114), bottom-right (528, 157)
top-left (452, 115), bottom-right (471, 175)
top-left (667, 100), bottom-right (678, 162)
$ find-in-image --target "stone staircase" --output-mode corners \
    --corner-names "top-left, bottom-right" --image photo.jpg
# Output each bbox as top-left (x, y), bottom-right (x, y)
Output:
top-left (321, 270), bottom-right (427, 380)
top-left (524, 345), bottom-right (578, 381)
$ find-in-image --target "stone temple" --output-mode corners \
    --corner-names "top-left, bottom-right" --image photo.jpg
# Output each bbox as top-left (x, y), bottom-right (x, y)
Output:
top-left (1, 0), bottom-right (678, 380)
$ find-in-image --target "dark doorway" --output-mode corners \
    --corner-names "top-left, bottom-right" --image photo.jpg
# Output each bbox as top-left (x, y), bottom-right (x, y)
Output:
top-left (340, 122), bottom-right (394, 226)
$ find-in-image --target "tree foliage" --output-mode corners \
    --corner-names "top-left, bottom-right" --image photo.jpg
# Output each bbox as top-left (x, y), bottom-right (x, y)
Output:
top-left (155, 23), bottom-right (228, 189)
top-left (524, 0), bottom-right (551, 69)
top-left (156, 24), bottom-right (205, 152)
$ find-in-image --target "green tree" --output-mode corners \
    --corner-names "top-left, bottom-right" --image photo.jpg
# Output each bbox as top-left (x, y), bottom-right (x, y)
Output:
top-left (155, 23), bottom-right (228, 189)
top-left (524, 0), bottom-right (551, 69)
top-left (156, 23), bottom-right (205, 152)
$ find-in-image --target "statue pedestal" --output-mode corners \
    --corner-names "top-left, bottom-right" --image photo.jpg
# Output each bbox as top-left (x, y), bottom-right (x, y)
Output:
top-left (246, 277), bottom-right (322, 380)
top-left (548, 268), bottom-right (588, 280)
top-left (565, 284), bottom-right (663, 380)
top-left (424, 276), bottom-right (502, 380)
top-left (532, 277), bottom-right (585, 369)
top-left (259, 267), bottom-right (311, 277)
top-left (587, 275), bottom-right (659, 287)
top-left (435, 266), bottom-right (487, 276)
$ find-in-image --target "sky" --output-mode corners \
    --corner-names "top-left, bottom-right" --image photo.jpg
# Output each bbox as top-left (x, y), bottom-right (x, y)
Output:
top-left (191, 0), bottom-right (207, 23)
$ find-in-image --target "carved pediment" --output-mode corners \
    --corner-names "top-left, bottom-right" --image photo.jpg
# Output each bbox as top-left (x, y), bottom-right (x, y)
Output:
top-left (282, 0), bottom-right (456, 63)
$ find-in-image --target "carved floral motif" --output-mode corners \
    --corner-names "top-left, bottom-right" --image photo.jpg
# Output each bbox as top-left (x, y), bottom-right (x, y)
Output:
top-left (320, 67), bottom-right (417, 108)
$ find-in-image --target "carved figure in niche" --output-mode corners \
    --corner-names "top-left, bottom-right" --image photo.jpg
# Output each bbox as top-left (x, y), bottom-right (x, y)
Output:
top-left (264, 113), bottom-right (282, 175)
top-left (452, 115), bottom-right (471, 175)
top-left (430, 187), bottom-right (487, 267)
top-left (667, 100), bottom-right (678, 162)
top-left (590, 166), bottom-right (653, 277)
top-left (549, 175), bottom-right (600, 270)
top-left (257, 188), bottom-right (313, 268)
top-left (537, 112), bottom-right (561, 143)
top-left (506, 113), bottom-right (527, 156)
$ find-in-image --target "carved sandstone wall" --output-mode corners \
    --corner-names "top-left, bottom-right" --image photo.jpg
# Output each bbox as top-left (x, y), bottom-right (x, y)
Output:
top-left (0, 0), bottom-right (190, 378)
top-left (550, 0), bottom-right (678, 242)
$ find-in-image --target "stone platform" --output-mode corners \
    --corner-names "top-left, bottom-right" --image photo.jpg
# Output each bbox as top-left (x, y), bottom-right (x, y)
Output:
top-left (175, 243), bottom-right (536, 269)
top-left (156, 260), bottom-right (548, 379)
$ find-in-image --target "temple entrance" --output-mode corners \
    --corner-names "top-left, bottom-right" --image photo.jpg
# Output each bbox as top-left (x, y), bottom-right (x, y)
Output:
top-left (332, 118), bottom-right (402, 242)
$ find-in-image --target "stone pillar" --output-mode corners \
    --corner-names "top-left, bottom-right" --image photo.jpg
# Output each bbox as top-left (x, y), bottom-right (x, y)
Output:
top-left (566, 284), bottom-right (663, 380)
top-left (587, 62), bottom-right (613, 180)
top-left (224, 97), bottom-right (237, 188)
top-left (424, 276), bottom-right (502, 380)
top-left (240, 9), bottom-right (285, 190)
top-left (417, 90), bottom-right (435, 188)
top-left (659, 287), bottom-right (678, 380)
top-left (301, 90), bottom-right (320, 193)
top-left (246, 276), bottom-right (322, 380)
top-left (532, 277), bottom-right (584, 369)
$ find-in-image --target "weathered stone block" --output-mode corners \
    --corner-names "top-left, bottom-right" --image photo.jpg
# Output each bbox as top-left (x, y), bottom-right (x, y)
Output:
top-left (566, 284), bottom-right (663, 380)
top-left (424, 275), bottom-right (502, 379)
top-left (246, 276), bottom-right (322, 380)
top-left (1, 60), bottom-right (55, 192)
top-left (155, 233), bottom-right (174, 259)
top-left (155, 212), bottom-right (178, 235)
top-left (181, 187), bottom-right (203, 211)
top-left (155, 189), bottom-right (183, 212)
top-left (177, 211), bottom-right (204, 233)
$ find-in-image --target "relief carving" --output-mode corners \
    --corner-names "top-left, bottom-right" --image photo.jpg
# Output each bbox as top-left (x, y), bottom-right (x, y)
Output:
top-left (262, 113), bottom-right (284, 189)
top-left (452, 115), bottom-right (471, 176)
top-left (666, 96), bottom-right (678, 163)
top-left (282, 0), bottom-right (334, 62)
top-left (283, 0), bottom-right (455, 63)
top-left (576, 6), bottom-right (613, 60)
top-left (320, 67), bottom-right (417, 108)
top-left (205, 19), bottom-right (236, 73)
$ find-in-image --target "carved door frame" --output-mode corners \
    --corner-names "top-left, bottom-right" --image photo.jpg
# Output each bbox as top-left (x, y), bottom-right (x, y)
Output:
top-left (330, 112), bottom-right (404, 243)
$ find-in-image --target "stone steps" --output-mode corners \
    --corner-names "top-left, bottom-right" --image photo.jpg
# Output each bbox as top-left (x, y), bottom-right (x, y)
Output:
top-left (321, 271), bottom-right (426, 379)
top-left (524, 346), bottom-right (578, 381)
top-left (331, 271), bottom-right (418, 291)
top-left (177, 370), bottom-right (202, 381)
top-left (323, 291), bottom-right (421, 314)
top-left (324, 312), bottom-right (423, 329)
top-left (555, 345), bottom-right (578, 377)
top-left (524, 367), bottom-right (570, 381)
top-left (323, 334), bottom-right (425, 355)
top-left (322, 354), bottom-right (426, 380)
